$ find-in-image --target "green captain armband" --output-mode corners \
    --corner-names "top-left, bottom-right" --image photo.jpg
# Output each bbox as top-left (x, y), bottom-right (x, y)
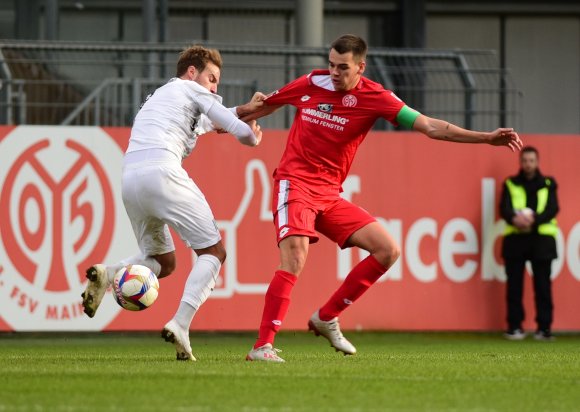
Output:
top-left (396, 105), bottom-right (421, 129)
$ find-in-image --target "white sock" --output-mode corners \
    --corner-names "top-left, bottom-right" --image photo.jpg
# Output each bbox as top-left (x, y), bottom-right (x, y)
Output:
top-left (172, 254), bottom-right (221, 330)
top-left (172, 301), bottom-right (197, 331)
top-left (106, 253), bottom-right (162, 284)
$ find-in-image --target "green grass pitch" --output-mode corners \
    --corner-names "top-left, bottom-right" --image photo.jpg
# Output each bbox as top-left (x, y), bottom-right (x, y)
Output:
top-left (1, 331), bottom-right (579, 411)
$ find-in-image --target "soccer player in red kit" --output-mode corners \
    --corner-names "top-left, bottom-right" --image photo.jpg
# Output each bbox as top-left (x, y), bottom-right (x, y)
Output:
top-left (242, 34), bottom-right (523, 362)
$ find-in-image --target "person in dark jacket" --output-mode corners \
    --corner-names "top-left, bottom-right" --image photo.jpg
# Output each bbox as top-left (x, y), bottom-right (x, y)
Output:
top-left (500, 146), bottom-right (559, 341)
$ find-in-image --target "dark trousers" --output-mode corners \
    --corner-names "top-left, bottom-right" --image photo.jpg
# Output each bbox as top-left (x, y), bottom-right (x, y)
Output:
top-left (505, 258), bottom-right (553, 331)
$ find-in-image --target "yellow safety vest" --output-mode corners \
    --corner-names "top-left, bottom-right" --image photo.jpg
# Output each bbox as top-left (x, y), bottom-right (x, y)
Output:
top-left (504, 178), bottom-right (558, 237)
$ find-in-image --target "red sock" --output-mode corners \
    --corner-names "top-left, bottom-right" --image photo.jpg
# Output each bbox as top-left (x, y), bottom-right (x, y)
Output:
top-left (318, 255), bottom-right (387, 321)
top-left (254, 270), bottom-right (297, 348)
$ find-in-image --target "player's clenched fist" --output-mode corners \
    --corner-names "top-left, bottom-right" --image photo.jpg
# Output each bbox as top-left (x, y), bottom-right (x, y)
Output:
top-left (249, 92), bottom-right (267, 109)
top-left (235, 92), bottom-right (268, 119)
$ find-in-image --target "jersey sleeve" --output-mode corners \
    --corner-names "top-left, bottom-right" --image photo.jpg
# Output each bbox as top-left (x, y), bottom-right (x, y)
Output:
top-left (205, 101), bottom-right (257, 146)
top-left (191, 90), bottom-right (221, 115)
top-left (184, 84), bottom-right (257, 146)
top-left (379, 90), bottom-right (420, 128)
top-left (264, 75), bottom-right (309, 107)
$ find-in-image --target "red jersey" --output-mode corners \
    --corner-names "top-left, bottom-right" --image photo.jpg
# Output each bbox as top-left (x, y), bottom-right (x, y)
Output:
top-left (266, 69), bottom-right (406, 192)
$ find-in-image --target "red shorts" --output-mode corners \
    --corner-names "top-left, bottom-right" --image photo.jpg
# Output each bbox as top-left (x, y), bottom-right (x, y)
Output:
top-left (272, 179), bottom-right (376, 248)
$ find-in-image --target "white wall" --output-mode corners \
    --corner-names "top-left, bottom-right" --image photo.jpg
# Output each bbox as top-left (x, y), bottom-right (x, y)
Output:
top-left (427, 15), bottom-right (580, 134)
top-left (506, 17), bottom-right (580, 134)
top-left (427, 16), bottom-right (501, 52)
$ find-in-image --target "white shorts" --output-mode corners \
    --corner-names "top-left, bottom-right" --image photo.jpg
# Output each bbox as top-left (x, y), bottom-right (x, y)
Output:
top-left (122, 150), bottom-right (221, 255)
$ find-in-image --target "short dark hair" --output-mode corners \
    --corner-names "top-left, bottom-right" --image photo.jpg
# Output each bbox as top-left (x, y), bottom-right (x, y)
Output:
top-left (330, 34), bottom-right (368, 62)
top-left (520, 146), bottom-right (539, 159)
top-left (176, 45), bottom-right (223, 77)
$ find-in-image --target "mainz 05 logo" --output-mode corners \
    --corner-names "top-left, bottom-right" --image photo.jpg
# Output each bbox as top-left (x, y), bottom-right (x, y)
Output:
top-left (0, 127), bottom-right (134, 331)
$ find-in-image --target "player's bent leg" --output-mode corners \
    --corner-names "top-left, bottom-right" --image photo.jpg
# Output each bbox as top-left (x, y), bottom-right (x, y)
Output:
top-left (82, 251), bottom-right (172, 319)
top-left (309, 223), bottom-right (397, 354)
top-left (81, 264), bottom-right (109, 318)
top-left (162, 243), bottom-right (224, 361)
top-left (109, 252), bottom-right (167, 283)
top-left (308, 310), bottom-right (356, 355)
top-left (162, 319), bottom-right (196, 361)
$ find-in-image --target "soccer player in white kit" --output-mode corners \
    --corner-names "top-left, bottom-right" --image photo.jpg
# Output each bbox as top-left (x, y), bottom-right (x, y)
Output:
top-left (81, 45), bottom-right (263, 361)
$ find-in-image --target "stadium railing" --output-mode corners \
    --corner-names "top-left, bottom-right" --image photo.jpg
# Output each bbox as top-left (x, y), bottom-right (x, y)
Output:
top-left (0, 40), bottom-right (522, 131)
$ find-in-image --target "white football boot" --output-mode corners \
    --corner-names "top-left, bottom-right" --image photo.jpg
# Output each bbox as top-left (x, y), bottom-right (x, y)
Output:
top-left (162, 319), bottom-right (196, 361)
top-left (246, 344), bottom-right (285, 363)
top-left (308, 310), bottom-right (356, 355)
top-left (81, 264), bottom-right (109, 318)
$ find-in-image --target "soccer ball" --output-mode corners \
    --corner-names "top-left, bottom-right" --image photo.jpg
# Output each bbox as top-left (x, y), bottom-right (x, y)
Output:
top-left (112, 265), bottom-right (160, 311)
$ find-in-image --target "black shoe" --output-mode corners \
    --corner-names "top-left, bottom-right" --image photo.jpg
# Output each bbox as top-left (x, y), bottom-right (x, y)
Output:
top-left (534, 330), bottom-right (555, 341)
top-left (504, 328), bottom-right (526, 340)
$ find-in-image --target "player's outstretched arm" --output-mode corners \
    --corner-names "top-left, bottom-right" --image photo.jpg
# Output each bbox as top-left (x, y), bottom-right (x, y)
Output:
top-left (239, 103), bottom-right (282, 122)
top-left (237, 91), bottom-right (285, 122)
top-left (412, 114), bottom-right (523, 152)
top-left (227, 91), bottom-right (282, 122)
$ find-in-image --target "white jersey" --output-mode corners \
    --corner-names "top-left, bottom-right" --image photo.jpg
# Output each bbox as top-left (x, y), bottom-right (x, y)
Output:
top-left (128, 78), bottom-right (223, 159)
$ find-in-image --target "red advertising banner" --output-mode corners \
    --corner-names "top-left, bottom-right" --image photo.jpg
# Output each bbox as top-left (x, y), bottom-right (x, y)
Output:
top-left (0, 126), bottom-right (579, 332)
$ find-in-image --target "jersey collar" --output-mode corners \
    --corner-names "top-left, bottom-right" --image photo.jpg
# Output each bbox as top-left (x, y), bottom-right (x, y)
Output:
top-left (307, 69), bottom-right (364, 91)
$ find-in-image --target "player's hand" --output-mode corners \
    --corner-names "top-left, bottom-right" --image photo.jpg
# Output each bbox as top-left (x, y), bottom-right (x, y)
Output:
top-left (248, 120), bottom-right (262, 146)
top-left (238, 92), bottom-right (267, 118)
top-left (247, 92), bottom-right (266, 112)
top-left (487, 128), bottom-right (523, 152)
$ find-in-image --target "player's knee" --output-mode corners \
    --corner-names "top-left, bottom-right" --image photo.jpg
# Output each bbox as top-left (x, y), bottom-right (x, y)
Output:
top-left (158, 256), bottom-right (176, 279)
top-left (215, 248), bottom-right (227, 264)
top-left (389, 245), bottom-right (401, 264)
top-left (283, 254), bottom-right (306, 275)
top-left (212, 242), bottom-right (227, 263)
top-left (195, 242), bottom-right (226, 264)
top-left (279, 236), bottom-right (309, 275)
top-left (375, 244), bottom-right (400, 268)
top-left (280, 248), bottom-right (307, 275)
